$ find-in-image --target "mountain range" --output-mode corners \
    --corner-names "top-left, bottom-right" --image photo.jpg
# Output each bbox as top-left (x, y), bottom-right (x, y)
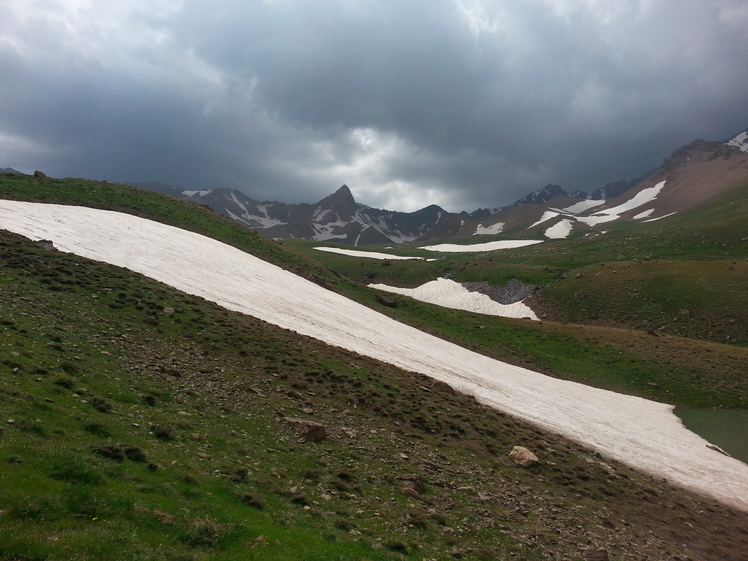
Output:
top-left (127, 129), bottom-right (748, 246)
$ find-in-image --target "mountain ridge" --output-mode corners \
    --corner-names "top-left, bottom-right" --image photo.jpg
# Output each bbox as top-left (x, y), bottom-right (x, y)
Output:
top-left (123, 132), bottom-right (747, 245)
top-left (6, 129), bottom-right (747, 246)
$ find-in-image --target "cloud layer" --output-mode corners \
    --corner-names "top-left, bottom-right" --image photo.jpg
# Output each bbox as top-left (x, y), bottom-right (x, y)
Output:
top-left (1, 0), bottom-right (747, 211)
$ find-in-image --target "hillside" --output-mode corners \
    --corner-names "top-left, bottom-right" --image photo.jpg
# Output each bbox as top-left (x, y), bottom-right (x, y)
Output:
top-left (2, 175), bottom-right (748, 560)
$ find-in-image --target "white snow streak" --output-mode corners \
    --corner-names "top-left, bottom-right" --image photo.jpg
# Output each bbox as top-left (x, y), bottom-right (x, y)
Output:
top-left (576, 181), bottom-right (666, 226)
top-left (420, 240), bottom-right (543, 252)
top-left (727, 131), bottom-right (748, 153)
top-left (2, 200), bottom-right (747, 511)
top-left (314, 247), bottom-right (423, 260)
top-left (562, 199), bottom-right (606, 214)
top-left (369, 278), bottom-right (538, 320)
top-left (643, 212), bottom-right (677, 223)
top-left (633, 209), bottom-right (655, 219)
top-left (529, 210), bottom-right (561, 228)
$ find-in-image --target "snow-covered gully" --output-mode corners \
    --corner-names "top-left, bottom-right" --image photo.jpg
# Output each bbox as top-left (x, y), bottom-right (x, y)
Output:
top-left (2, 200), bottom-right (747, 511)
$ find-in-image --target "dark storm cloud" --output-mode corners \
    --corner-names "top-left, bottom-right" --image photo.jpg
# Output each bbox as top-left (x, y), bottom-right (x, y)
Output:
top-left (1, 1), bottom-right (747, 212)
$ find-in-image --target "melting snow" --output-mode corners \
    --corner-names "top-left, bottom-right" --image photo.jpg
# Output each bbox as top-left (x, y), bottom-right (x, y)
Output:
top-left (314, 247), bottom-right (423, 260)
top-left (2, 200), bottom-right (747, 511)
top-left (474, 222), bottom-right (505, 235)
top-left (529, 211), bottom-right (561, 229)
top-left (644, 212), bottom-right (677, 223)
top-left (727, 131), bottom-right (748, 153)
top-left (562, 199), bottom-right (606, 214)
top-left (633, 209), bottom-right (655, 220)
top-left (420, 240), bottom-right (543, 252)
top-left (369, 278), bottom-right (538, 320)
top-left (544, 219), bottom-right (574, 239)
top-left (576, 181), bottom-right (666, 226)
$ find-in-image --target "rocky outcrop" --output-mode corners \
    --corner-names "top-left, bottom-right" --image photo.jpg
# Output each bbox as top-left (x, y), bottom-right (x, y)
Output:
top-left (463, 278), bottom-right (539, 305)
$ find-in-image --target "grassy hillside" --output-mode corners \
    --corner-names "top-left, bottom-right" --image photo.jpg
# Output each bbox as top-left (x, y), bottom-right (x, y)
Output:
top-left (2, 174), bottom-right (748, 560)
top-left (290, 176), bottom-right (748, 348)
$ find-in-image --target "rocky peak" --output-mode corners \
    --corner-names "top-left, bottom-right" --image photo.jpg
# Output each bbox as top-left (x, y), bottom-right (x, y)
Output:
top-left (510, 184), bottom-right (566, 207)
top-left (318, 185), bottom-right (356, 210)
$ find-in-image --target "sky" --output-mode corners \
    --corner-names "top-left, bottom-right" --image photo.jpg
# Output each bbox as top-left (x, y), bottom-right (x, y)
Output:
top-left (1, 0), bottom-right (747, 212)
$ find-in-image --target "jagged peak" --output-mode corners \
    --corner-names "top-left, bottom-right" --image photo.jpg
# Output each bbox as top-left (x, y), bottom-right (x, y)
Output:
top-left (318, 184), bottom-right (357, 208)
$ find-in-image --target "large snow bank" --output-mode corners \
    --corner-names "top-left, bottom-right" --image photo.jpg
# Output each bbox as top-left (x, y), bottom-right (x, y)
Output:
top-left (368, 278), bottom-right (538, 320)
top-left (2, 200), bottom-right (747, 511)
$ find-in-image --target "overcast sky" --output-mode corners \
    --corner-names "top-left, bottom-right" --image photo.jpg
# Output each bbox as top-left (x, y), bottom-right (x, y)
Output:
top-left (1, 0), bottom-right (747, 212)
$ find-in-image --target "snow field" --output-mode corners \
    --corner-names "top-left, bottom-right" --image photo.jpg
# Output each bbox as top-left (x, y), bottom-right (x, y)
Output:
top-left (2, 200), bottom-right (747, 511)
top-left (368, 278), bottom-right (538, 320)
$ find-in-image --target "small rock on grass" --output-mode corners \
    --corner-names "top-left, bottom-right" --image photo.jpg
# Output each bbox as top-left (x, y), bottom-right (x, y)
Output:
top-left (508, 446), bottom-right (539, 467)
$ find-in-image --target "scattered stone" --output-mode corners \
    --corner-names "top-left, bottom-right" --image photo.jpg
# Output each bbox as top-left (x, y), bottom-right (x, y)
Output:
top-left (582, 549), bottom-right (609, 561)
top-left (284, 417), bottom-right (327, 442)
top-left (35, 239), bottom-right (55, 250)
top-left (375, 294), bottom-right (397, 307)
top-left (509, 446), bottom-right (539, 467)
top-left (401, 473), bottom-right (425, 496)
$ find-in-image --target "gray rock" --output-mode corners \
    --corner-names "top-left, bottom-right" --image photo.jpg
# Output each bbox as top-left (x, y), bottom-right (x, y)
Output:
top-left (509, 446), bottom-right (539, 467)
top-left (284, 417), bottom-right (327, 442)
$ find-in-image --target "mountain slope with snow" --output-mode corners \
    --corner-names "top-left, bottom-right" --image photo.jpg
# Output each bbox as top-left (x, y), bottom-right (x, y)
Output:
top-left (2, 199), bottom-right (747, 512)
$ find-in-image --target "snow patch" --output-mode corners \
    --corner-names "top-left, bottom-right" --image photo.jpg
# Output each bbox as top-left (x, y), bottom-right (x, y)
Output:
top-left (544, 219), bottom-right (574, 239)
top-left (183, 189), bottom-right (211, 197)
top-left (314, 247), bottom-right (423, 260)
top-left (727, 131), bottom-right (748, 152)
top-left (529, 211), bottom-right (561, 228)
top-left (474, 222), bottom-right (505, 235)
top-left (420, 240), bottom-right (543, 252)
top-left (369, 278), bottom-right (538, 320)
top-left (562, 199), bottom-right (606, 214)
top-left (576, 181), bottom-right (666, 226)
top-left (643, 212), bottom-right (677, 223)
top-left (633, 209), bottom-right (655, 219)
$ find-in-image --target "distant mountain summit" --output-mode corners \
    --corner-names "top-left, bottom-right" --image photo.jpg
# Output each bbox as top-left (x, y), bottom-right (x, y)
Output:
top-left (125, 127), bottom-right (748, 245)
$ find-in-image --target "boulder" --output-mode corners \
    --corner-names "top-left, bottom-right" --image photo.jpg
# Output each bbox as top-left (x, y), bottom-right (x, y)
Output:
top-left (401, 473), bottom-right (425, 496)
top-left (33, 170), bottom-right (48, 178)
top-left (375, 294), bottom-right (397, 307)
top-left (508, 446), bottom-right (539, 467)
top-left (284, 417), bottom-right (327, 442)
top-left (582, 549), bottom-right (609, 561)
